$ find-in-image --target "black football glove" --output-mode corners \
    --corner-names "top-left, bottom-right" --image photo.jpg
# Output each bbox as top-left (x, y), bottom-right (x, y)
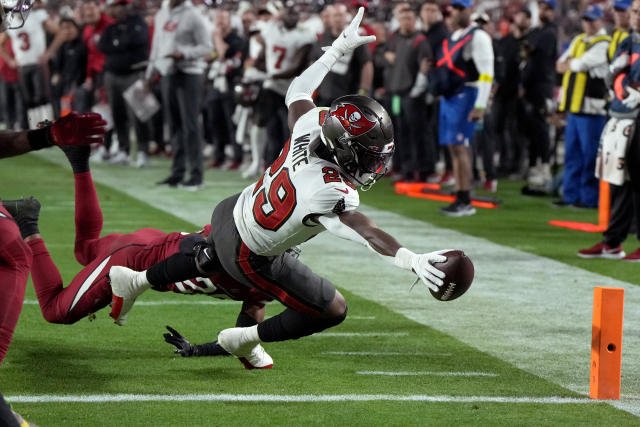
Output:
top-left (164, 325), bottom-right (195, 357)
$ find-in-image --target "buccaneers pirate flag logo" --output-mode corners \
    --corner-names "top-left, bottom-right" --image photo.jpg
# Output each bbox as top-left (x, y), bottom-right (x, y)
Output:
top-left (331, 103), bottom-right (376, 136)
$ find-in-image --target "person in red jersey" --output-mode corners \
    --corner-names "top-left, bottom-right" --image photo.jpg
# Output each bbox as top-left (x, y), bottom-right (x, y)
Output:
top-left (1, 112), bottom-right (106, 368)
top-left (6, 145), bottom-right (274, 369)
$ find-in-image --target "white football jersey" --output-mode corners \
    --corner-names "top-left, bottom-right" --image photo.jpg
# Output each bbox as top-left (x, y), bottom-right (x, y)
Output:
top-left (234, 107), bottom-right (360, 256)
top-left (261, 21), bottom-right (315, 96)
top-left (10, 8), bottom-right (48, 66)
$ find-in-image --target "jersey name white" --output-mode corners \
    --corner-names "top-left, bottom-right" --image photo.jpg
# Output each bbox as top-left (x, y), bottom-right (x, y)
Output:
top-left (10, 9), bottom-right (48, 66)
top-left (261, 21), bottom-right (315, 96)
top-left (234, 107), bottom-right (360, 256)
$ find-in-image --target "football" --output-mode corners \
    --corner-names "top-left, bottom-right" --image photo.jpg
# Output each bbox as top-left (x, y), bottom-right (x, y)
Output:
top-left (429, 250), bottom-right (474, 301)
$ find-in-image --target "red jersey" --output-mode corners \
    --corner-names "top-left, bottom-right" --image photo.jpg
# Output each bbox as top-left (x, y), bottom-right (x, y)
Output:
top-left (83, 13), bottom-right (115, 80)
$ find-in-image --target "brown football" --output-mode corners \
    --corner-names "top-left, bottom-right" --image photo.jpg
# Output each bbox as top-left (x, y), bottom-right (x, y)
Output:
top-left (429, 250), bottom-right (474, 301)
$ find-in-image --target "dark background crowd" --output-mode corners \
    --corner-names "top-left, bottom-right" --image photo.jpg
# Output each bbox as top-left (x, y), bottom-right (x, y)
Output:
top-left (0, 0), bottom-right (624, 192)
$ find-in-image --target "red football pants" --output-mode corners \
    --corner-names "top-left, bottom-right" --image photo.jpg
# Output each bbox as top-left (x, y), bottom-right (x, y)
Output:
top-left (0, 207), bottom-right (32, 365)
top-left (28, 172), bottom-right (165, 324)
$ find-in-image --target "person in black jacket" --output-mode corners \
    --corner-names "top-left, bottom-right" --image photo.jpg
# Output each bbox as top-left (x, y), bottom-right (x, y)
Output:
top-left (51, 18), bottom-right (87, 117)
top-left (420, 0), bottom-right (452, 183)
top-left (206, 9), bottom-right (248, 169)
top-left (520, 0), bottom-right (557, 188)
top-left (98, 0), bottom-right (150, 166)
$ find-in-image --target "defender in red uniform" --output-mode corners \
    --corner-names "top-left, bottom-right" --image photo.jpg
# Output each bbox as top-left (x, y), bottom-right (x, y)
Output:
top-left (7, 146), bottom-right (274, 368)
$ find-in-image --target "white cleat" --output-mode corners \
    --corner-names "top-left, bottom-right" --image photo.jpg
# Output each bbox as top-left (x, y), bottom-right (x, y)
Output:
top-left (217, 327), bottom-right (273, 369)
top-left (108, 266), bottom-right (150, 326)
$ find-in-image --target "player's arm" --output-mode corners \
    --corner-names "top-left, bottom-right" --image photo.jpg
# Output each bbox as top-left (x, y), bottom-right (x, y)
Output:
top-left (0, 112), bottom-right (107, 159)
top-left (163, 302), bottom-right (265, 357)
top-left (468, 30), bottom-right (494, 121)
top-left (285, 7), bottom-right (375, 131)
top-left (315, 211), bottom-right (447, 291)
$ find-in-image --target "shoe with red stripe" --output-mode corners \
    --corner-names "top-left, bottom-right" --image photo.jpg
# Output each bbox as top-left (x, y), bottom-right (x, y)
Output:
top-left (217, 327), bottom-right (273, 369)
top-left (109, 266), bottom-right (150, 326)
top-left (622, 248), bottom-right (640, 262)
top-left (577, 242), bottom-right (625, 259)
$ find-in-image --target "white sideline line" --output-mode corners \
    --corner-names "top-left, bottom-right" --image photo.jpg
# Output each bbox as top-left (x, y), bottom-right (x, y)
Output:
top-left (357, 371), bottom-right (498, 377)
top-left (348, 316), bottom-right (376, 320)
top-left (23, 300), bottom-right (237, 306)
top-left (312, 332), bottom-right (408, 337)
top-left (323, 351), bottom-right (452, 356)
top-left (5, 393), bottom-right (596, 404)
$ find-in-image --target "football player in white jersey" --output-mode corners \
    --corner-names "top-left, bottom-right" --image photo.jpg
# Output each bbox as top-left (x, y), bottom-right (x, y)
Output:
top-left (0, 0), bottom-right (56, 119)
top-left (108, 8), bottom-right (450, 370)
top-left (253, 5), bottom-right (316, 169)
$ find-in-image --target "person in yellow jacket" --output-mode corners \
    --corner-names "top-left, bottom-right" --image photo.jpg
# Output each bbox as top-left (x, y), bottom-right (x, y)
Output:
top-left (555, 5), bottom-right (610, 208)
top-left (610, 0), bottom-right (631, 61)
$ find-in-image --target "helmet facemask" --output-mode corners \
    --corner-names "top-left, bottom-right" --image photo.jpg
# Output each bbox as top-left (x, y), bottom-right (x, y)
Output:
top-left (0, 0), bottom-right (34, 32)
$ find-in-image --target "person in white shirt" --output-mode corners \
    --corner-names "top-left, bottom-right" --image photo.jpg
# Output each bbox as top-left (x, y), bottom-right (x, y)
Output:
top-left (148, 0), bottom-right (212, 191)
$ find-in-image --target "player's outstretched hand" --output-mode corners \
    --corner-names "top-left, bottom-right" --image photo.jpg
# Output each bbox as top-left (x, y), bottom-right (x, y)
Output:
top-left (49, 111), bottom-right (107, 146)
top-left (164, 325), bottom-right (195, 357)
top-left (329, 7), bottom-right (376, 55)
top-left (410, 250), bottom-right (448, 292)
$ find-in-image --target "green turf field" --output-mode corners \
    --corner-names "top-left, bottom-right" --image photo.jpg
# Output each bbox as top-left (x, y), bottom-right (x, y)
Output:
top-left (1, 152), bottom-right (638, 426)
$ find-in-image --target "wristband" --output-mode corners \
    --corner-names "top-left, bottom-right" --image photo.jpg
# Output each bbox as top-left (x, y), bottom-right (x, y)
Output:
top-left (27, 127), bottom-right (54, 150)
top-left (394, 247), bottom-right (415, 271)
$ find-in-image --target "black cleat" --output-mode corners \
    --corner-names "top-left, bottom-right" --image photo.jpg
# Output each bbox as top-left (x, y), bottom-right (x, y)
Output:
top-left (156, 176), bottom-right (181, 187)
top-left (2, 196), bottom-right (41, 238)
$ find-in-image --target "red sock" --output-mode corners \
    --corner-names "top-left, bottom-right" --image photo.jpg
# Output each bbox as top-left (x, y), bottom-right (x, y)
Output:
top-left (73, 172), bottom-right (103, 265)
top-left (27, 238), bottom-right (65, 324)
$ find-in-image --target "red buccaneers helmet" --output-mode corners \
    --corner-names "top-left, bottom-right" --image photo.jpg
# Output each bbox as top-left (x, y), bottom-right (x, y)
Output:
top-left (321, 95), bottom-right (394, 189)
top-left (0, 0), bottom-right (34, 31)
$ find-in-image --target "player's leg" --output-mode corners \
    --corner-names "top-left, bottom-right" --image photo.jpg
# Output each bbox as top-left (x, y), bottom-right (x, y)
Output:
top-left (27, 237), bottom-right (113, 324)
top-left (62, 146), bottom-right (126, 265)
top-left (0, 207), bottom-right (32, 365)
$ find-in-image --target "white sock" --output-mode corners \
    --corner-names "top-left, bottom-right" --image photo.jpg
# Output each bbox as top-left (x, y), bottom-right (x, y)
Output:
top-left (243, 324), bottom-right (261, 343)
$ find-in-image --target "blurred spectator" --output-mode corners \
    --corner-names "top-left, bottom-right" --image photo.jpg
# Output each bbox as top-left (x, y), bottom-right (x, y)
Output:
top-left (0, 38), bottom-right (23, 130)
top-left (519, 0), bottom-right (558, 190)
top-left (0, 1), bottom-right (58, 126)
top-left (81, 0), bottom-right (115, 161)
top-left (207, 9), bottom-right (248, 169)
top-left (420, 0), bottom-right (452, 184)
top-left (555, 5), bottom-right (610, 208)
top-left (491, 9), bottom-right (522, 178)
top-left (255, 5), bottom-right (315, 164)
top-left (149, 0), bottom-right (212, 191)
top-left (578, 0), bottom-right (640, 261)
top-left (609, 0), bottom-right (631, 61)
top-left (384, 5), bottom-right (432, 182)
top-left (50, 17), bottom-right (87, 117)
top-left (311, 3), bottom-right (373, 106)
top-left (98, 0), bottom-right (151, 167)
top-left (431, 0), bottom-right (493, 216)
top-left (79, 0), bottom-right (114, 110)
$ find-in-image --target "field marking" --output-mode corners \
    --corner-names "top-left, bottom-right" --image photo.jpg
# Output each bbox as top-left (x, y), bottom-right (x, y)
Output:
top-left (356, 371), bottom-right (498, 377)
top-left (6, 393), bottom-right (596, 404)
top-left (348, 316), bottom-right (376, 320)
top-left (312, 332), bottom-right (408, 337)
top-left (33, 150), bottom-right (640, 417)
top-left (23, 299), bottom-right (238, 306)
top-left (323, 351), bottom-right (452, 356)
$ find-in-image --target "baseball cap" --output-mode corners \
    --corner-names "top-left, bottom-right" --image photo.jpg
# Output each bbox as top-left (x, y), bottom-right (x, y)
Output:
top-left (538, 0), bottom-right (556, 10)
top-left (614, 0), bottom-right (632, 11)
top-left (451, 0), bottom-right (473, 9)
top-left (583, 4), bottom-right (604, 20)
top-left (470, 11), bottom-right (490, 24)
